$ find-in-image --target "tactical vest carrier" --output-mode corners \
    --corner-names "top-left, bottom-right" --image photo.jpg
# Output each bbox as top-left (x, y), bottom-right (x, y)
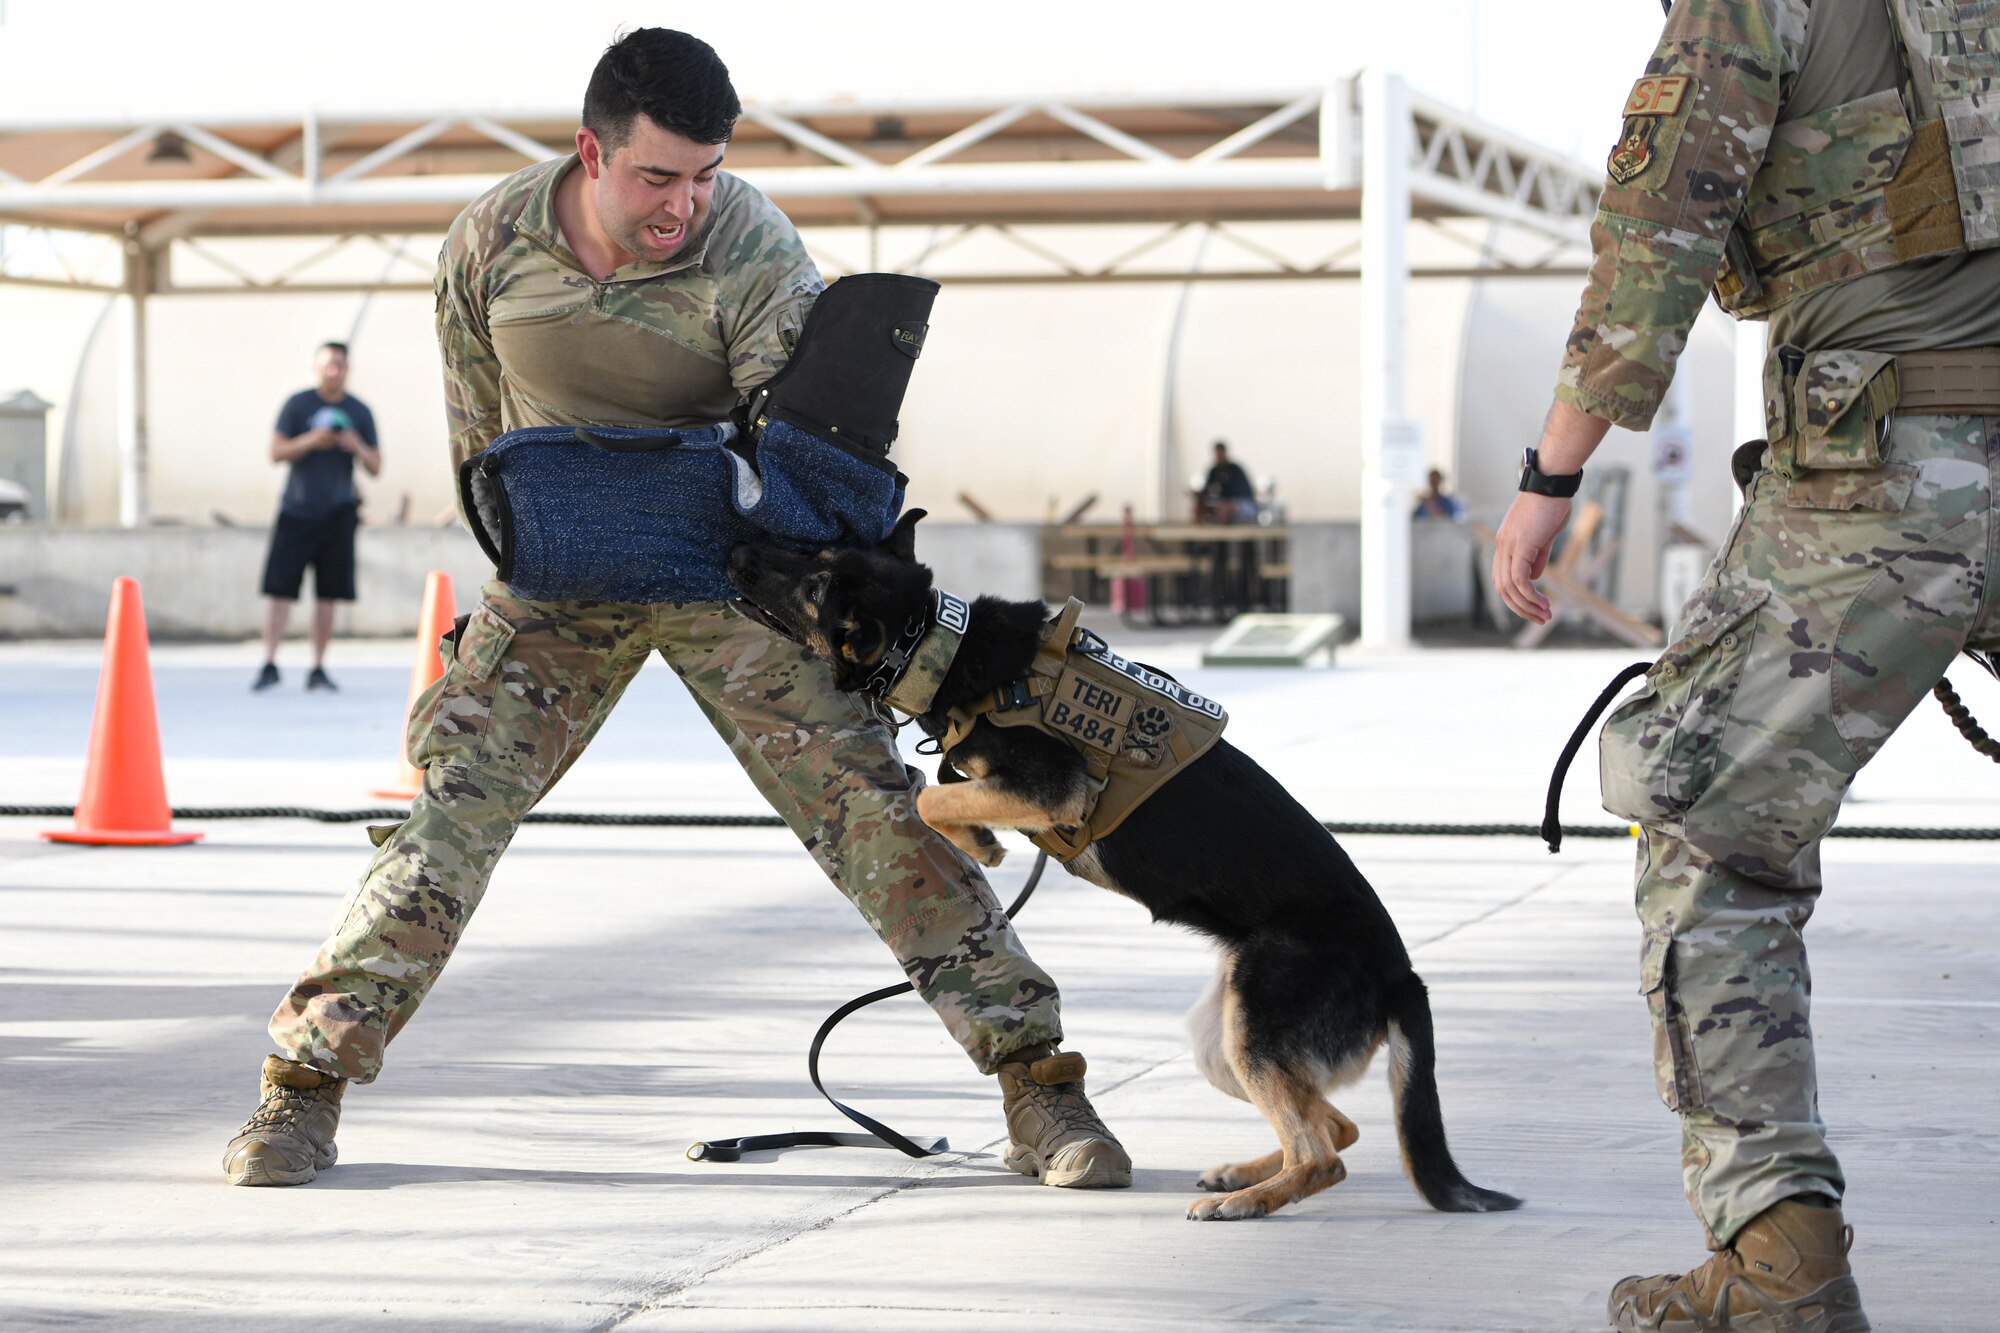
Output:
top-left (936, 599), bottom-right (1228, 862)
top-left (1713, 0), bottom-right (2000, 318)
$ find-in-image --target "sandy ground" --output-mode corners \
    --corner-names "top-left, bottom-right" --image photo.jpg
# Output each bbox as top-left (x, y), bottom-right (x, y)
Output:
top-left (3, 629), bottom-right (1995, 1330)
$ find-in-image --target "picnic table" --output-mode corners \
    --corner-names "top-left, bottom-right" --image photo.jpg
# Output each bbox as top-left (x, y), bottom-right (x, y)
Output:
top-left (1044, 521), bottom-right (1289, 625)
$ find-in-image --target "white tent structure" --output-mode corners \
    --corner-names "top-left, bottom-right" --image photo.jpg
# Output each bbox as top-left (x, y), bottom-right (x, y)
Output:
top-left (0, 78), bottom-right (1604, 646)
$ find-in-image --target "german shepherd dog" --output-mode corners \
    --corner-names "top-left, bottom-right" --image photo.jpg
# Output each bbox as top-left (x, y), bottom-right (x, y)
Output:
top-left (728, 512), bottom-right (1519, 1221)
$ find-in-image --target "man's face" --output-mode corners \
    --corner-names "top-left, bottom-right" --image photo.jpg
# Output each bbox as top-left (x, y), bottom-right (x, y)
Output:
top-left (1213, 446), bottom-right (1228, 464)
top-left (578, 114), bottom-right (723, 265)
top-left (315, 348), bottom-right (348, 396)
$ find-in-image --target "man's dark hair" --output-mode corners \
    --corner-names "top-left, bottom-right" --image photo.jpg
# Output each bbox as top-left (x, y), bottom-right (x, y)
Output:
top-left (318, 341), bottom-right (349, 359)
top-left (583, 29), bottom-right (741, 157)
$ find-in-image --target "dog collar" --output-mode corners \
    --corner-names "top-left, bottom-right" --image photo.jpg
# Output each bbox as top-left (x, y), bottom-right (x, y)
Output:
top-left (877, 588), bottom-right (971, 716)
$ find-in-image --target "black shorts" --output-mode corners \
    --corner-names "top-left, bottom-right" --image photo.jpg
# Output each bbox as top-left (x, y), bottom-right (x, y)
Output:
top-left (260, 505), bottom-right (359, 601)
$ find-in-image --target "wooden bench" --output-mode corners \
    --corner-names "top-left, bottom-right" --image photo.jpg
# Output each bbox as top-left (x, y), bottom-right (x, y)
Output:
top-left (1470, 501), bottom-right (1663, 650)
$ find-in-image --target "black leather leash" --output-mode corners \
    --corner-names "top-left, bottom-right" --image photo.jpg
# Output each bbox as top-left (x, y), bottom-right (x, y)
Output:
top-left (1542, 651), bottom-right (2000, 855)
top-left (686, 847), bottom-right (1051, 1163)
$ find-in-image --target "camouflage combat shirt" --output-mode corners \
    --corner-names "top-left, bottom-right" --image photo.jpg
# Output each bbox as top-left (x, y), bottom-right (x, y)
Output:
top-left (435, 156), bottom-right (823, 476)
top-left (1556, 0), bottom-right (2000, 431)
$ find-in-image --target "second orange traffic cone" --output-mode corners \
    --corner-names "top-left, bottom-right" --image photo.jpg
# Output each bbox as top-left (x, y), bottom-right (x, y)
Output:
top-left (44, 577), bottom-right (203, 846)
top-left (372, 570), bottom-right (458, 801)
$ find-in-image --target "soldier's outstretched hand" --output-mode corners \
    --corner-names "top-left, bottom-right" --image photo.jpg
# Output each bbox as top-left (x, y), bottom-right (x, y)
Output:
top-left (1492, 492), bottom-right (1572, 626)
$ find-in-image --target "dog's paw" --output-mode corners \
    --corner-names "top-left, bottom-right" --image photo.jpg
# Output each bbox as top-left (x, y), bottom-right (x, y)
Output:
top-left (1186, 1191), bottom-right (1268, 1222)
top-left (1195, 1167), bottom-right (1254, 1192)
top-left (968, 826), bottom-right (1007, 867)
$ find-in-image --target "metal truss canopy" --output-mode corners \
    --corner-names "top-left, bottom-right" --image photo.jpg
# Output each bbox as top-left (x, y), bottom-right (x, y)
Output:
top-left (2, 78), bottom-right (1605, 653)
top-left (0, 81), bottom-right (1602, 294)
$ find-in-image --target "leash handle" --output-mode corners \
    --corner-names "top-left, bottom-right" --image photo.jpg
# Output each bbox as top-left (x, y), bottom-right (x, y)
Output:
top-left (1543, 661), bottom-right (1653, 853)
top-left (688, 849), bottom-right (1049, 1163)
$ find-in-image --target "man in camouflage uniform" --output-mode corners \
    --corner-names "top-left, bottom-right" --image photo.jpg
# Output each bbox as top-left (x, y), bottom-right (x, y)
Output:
top-left (1493, 1), bottom-right (2000, 1328)
top-left (224, 28), bottom-right (1131, 1194)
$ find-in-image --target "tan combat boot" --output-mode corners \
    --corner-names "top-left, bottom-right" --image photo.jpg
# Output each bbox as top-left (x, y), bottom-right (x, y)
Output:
top-left (222, 1054), bottom-right (346, 1186)
top-left (1607, 1197), bottom-right (1871, 1332)
top-left (995, 1043), bottom-right (1132, 1189)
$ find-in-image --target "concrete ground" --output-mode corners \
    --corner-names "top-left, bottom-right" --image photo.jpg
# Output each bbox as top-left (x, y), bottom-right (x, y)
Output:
top-left (2, 627), bottom-right (1996, 1331)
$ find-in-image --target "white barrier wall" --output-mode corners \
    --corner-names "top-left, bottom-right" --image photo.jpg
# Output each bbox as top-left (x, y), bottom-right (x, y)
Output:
top-left (0, 519), bottom-right (1478, 639)
top-left (0, 523), bottom-right (1047, 640)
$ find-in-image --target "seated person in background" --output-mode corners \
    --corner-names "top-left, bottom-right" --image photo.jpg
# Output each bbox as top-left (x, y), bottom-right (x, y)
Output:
top-left (1199, 440), bottom-right (1258, 524)
top-left (1413, 467), bottom-right (1466, 521)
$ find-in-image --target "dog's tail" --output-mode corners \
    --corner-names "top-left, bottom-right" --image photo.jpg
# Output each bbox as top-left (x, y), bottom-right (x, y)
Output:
top-left (1385, 972), bottom-right (1522, 1213)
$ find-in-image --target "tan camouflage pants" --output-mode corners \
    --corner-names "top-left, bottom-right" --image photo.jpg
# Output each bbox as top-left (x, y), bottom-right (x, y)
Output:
top-left (1601, 412), bottom-right (1999, 1247)
top-left (270, 582), bottom-right (1063, 1083)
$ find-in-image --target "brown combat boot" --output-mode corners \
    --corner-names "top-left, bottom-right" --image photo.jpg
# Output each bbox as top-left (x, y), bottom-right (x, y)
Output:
top-left (995, 1043), bottom-right (1132, 1189)
top-left (222, 1054), bottom-right (346, 1186)
top-left (1607, 1197), bottom-right (1871, 1332)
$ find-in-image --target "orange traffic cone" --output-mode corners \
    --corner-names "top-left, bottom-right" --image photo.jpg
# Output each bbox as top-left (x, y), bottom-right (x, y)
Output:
top-left (44, 577), bottom-right (203, 846)
top-left (371, 570), bottom-right (457, 800)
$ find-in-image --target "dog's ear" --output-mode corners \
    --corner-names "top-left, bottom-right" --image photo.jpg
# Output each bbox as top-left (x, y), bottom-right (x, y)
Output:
top-left (882, 509), bottom-right (926, 563)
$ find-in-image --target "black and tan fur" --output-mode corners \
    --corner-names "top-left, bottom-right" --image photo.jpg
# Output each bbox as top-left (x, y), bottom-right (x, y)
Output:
top-left (728, 512), bottom-right (1520, 1221)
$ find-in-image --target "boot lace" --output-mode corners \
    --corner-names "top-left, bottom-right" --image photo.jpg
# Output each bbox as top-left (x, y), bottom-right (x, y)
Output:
top-left (1026, 1079), bottom-right (1110, 1138)
top-left (239, 1083), bottom-right (323, 1136)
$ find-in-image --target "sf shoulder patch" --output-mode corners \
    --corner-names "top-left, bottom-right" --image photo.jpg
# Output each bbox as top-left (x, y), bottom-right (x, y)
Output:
top-left (1608, 74), bottom-right (1693, 188)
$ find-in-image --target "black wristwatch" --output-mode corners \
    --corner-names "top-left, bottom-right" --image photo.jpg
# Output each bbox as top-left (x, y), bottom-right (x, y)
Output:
top-left (1518, 447), bottom-right (1583, 498)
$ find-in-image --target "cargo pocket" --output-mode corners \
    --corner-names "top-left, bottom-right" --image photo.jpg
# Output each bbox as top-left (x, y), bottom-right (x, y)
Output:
top-left (1639, 930), bottom-right (1702, 1112)
top-left (410, 603), bottom-right (516, 770)
top-left (1600, 585), bottom-right (1769, 825)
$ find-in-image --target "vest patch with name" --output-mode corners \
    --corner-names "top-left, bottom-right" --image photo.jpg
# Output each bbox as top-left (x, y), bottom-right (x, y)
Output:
top-left (953, 599), bottom-right (1229, 860)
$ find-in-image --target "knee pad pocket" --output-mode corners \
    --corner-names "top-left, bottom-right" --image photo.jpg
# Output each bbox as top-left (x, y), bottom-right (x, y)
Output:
top-left (1639, 930), bottom-right (1704, 1112)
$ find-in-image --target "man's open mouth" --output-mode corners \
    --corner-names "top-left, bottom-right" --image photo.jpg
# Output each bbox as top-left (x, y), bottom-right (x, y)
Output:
top-left (647, 222), bottom-right (685, 246)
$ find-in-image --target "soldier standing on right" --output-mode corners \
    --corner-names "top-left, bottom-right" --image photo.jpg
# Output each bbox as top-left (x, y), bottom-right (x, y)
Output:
top-left (1492, 1), bottom-right (2000, 1329)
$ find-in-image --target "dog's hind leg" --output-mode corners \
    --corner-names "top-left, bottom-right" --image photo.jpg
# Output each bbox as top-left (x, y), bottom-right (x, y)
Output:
top-left (1195, 1147), bottom-right (1285, 1193)
top-left (1186, 952), bottom-right (1246, 1101)
top-left (1187, 984), bottom-right (1350, 1221)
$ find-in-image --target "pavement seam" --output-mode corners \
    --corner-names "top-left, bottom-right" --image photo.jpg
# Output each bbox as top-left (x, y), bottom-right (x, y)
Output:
top-left (1406, 865), bottom-right (1579, 954)
top-left (593, 874), bottom-right (1573, 1326)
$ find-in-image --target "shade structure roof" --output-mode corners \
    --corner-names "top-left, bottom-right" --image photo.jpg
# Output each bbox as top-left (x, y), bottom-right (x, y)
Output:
top-left (0, 82), bottom-right (1601, 292)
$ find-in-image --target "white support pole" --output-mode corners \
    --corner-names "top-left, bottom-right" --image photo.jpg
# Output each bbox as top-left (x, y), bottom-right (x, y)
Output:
top-left (117, 241), bottom-right (152, 527)
top-left (1359, 69), bottom-right (1414, 649)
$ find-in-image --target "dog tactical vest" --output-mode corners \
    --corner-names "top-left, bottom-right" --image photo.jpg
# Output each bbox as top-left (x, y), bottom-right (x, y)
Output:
top-left (939, 599), bottom-right (1228, 862)
top-left (1714, 0), bottom-right (2000, 317)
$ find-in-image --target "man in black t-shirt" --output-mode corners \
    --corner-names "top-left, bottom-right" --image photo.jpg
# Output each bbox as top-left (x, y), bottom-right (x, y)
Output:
top-left (1199, 440), bottom-right (1257, 525)
top-left (254, 341), bottom-right (380, 691)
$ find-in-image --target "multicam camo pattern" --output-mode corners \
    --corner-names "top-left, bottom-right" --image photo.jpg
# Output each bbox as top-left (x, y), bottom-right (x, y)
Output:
top-left (435, 156), bottom-right (822, 481)
top-left (1599, 413), bottom-right (2000, 1244)
top-left (1555, 0), bottom-right (1804, 429)
top-left (1557, 0), bottom-right (2000, 427)
top-left (1894, 0), bottom-right (2000, 249)
top-left (1755, 347), bottom-right (1908, 477)
top-left (269, 583), bottom-right (1064, 1082)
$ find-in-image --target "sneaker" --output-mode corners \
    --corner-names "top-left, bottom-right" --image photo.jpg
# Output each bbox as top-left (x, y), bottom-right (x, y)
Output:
top-left (251, 662), bottom-right (280, 691)
top-left (995, 1043), bottom-right (1132, 1188)
top-left (1607, 1197), bottom-right (1872, 1332)
top-left (222, 1054), bottom-right (347, 1186)
top-left (306, 666), bottom-right (337, 692)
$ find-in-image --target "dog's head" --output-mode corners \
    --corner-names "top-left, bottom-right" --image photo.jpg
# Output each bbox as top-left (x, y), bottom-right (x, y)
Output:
top-left (726, 509), bottom-right (936, 691)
